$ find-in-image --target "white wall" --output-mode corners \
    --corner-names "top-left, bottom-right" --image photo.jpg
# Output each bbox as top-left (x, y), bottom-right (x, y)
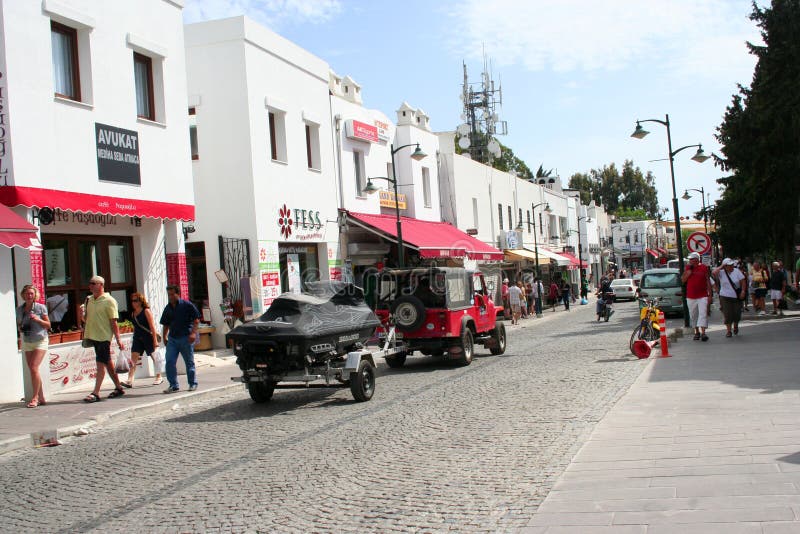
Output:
top-left (0, 247), bottom-right (24, 403)
top-left (2, 0), bottom-right (193, 205)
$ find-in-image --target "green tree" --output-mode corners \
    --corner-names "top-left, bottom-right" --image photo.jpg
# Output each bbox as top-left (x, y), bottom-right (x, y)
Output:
top-left (715, 0), bottom-right (800, 261)
top-left (568, 160), bottom-right (659, 218)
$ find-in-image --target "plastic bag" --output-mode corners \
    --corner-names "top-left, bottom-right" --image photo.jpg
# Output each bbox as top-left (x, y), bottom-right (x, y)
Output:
top-left (114, 350), bottom-right (131, 374)
top-left (151, 348), bottom-right (166, 374)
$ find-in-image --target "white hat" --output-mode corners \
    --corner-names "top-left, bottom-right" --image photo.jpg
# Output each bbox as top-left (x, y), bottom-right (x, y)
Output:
top-left (721, 258), bottom-right (735, 267)
top-left (688, 252), bottom-right (700, 260)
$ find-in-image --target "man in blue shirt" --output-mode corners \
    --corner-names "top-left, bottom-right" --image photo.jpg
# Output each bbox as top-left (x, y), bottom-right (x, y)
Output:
top-left (160, 285), bottom-right (200, 393)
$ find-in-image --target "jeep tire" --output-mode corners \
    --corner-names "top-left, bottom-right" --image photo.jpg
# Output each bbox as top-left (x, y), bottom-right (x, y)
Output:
top-left (489, 322), bottom-right (507, 355)
top-left (391, 295), bottom-right (426, 332)
top-left (453, 328), bottom-right (474, 366)
top-left (248, 380), bottom-right (276, 403)
top-left (384, 352), bottom-right (407, 368)
top-left (350, 360), bottom-right (376, 402)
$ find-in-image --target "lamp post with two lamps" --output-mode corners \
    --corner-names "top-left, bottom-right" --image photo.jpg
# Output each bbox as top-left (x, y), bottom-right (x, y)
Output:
top-left (362, 143), bottom-right (427, 268)
top-left (530, 201), bottom-right (552, 278)
top-left (681, 187), bottom-right (708, 233)
top-left (631, 114), bottom-right (710, 327)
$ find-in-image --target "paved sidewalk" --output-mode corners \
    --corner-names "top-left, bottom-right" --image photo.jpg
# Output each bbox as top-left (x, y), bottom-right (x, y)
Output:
top-left (525, 311), bottom-right (800, 533)
top-left (0, 352), bottom-right (243, 455)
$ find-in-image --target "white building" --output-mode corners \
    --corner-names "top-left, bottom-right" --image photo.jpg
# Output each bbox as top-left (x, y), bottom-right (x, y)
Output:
top-left (0, 0), bottom-right (195, 401)
top-left (185, 17), bottom-right (340, 347)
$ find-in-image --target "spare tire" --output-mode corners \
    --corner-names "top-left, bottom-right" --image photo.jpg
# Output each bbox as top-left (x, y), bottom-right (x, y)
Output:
top-left (390, 295), bottom-right (426, 332)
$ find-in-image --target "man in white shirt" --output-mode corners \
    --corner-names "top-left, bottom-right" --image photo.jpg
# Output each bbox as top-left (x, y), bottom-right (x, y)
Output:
top-left (507, 282), bottom-right (523, 325)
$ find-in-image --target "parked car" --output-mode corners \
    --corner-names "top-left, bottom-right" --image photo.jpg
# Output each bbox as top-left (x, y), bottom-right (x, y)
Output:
top-left (610, 278), bottom-right (637, 301)
top-left (372, 267), bottom-right (506, 367)
top-left (638, 268), bottom-right (684, 316)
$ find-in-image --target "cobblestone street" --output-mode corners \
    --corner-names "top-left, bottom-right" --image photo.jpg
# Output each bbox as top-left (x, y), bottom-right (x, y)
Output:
top-left (0, 301), bottom-right (653, 533)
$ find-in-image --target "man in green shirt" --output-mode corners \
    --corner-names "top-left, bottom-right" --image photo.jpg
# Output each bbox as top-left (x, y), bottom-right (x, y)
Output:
top-left (83, 275), bottom-right (126, 402)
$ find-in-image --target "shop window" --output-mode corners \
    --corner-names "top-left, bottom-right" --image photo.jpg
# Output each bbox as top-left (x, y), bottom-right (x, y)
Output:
top-left (189, 107), bottom-right (199, 160)
top-left (353, 150), bottom-right (366, 196)
top-left (518, 208), bottom-right (523, 229)
top-left (268, 110), bottom-right (287, 162)
top-left (51, 21), bottom-right (81, 101)
top-left (498, 204), bottom-right (503, 230)
top-left (526, 210), bottom-right (531, 233)
top-left (305, 123), bottom-right (320, 170)
top-left (133, 52), bottom-right (155, 120)
top-left (508, 206), bottom-right (513, 231)
top-left (422, 167), bottom-right (431, 208)
top-left (42, 235), bottom-right (136, 333)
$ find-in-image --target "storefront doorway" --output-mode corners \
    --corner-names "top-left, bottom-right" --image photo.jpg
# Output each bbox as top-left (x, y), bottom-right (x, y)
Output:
top-left (186, 241), bottom-right (208, 312)
top-left (278, 244), bottom-right (319, 294)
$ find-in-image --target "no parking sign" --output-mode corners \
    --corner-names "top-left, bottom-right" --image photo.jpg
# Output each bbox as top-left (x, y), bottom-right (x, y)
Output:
top-left (685, 231), bottom-right (711, 255)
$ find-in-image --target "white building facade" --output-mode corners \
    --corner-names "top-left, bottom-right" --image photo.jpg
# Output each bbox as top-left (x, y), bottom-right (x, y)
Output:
top-left (0, 0), bottom-right (195, 401)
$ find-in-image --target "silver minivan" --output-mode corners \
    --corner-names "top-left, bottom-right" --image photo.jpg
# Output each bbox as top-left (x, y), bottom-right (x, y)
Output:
top-left (638, 268), bottom-right (684, 316)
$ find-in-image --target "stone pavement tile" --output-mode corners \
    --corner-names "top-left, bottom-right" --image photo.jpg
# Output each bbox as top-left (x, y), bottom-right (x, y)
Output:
top-left (567, 459), bottom-right (655, 472)
top-left (527, 512), bottom-right (612, 527)
top-left (763, 522), bottom-right (800, 533)
top-left (552, 477), bottom-right (651, 491)
top-left (654, 455), bottom-right (755, 468)
top-left (559, 462), bottom-right (780, 481)
top-left (545, 487), bottom-right (676, 501)
top-left (648, 524), bottom-right (763, 534)
top-left (612, 506), bottom-right (795, 525)
top-left (540, 494), bottom-right (800, 514)
top-left (674, 481), bottom-right (797, 497)
top-left (573, 447), bottom-right (700, 463)
top-left (523, 526), bottom-right (646, 534)
top-left (649, 472), bottom-right (795, 487)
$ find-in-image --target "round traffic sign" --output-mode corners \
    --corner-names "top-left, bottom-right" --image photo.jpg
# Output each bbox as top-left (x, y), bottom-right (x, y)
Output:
top-left (686, 231), bottom-right (711, 255)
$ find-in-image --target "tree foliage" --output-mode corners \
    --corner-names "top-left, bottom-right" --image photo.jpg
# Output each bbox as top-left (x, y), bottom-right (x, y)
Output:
top-left (714, 0), bottom-right (800, 261)
top-left (568, 160), bottom-right (659, 219)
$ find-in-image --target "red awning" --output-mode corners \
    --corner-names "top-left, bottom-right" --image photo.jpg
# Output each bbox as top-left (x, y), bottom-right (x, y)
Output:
top-left (657, 247), bottom-right (668, 255)
top-left (558, 251), bottom-right (588, 270)
top-left (347, 211), bottom-right (503, 261)
top-left (0, 203), bottom-right (40, 249)
top-left (0, 186), bottom-right (194, 221)
top-left (645, 248), bottom-right (659, 258)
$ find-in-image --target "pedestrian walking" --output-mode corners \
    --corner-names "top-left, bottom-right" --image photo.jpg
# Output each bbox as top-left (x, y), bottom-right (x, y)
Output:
top-left (749, 261), bottom-right (769, 315)
top-left (507, 281), bottom-right (523, 325)
top-left (120, 292), bottom-right (163, 389)
top-left (768, 261), bottom-right (787, 316)
top-left (525, 282), bottom-right (534, 318)
top-left (580, 274), bottom-right (589, 301)
top-left (160, 285), bottom-right (201, 393)
top-left (713, 258), bottom-right (747, 338)
top-left (548, 280), bottom-right (559, 311)
top-left (16, 285), bottom-right (50, 408)
top-left (681, 252), bottom-right (712, 341)
top-left (501, 278), bottom-right (511, 320)
top-left (533, 277), bottom-right (544, 317)
top-left (560, 278), bottom-right (571, 311)
top-left (82, 276), bottom-right (127, 402)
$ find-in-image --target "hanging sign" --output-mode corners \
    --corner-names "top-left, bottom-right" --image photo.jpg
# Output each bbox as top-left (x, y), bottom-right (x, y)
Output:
top-left (95, 123), bottom-right (141, 185)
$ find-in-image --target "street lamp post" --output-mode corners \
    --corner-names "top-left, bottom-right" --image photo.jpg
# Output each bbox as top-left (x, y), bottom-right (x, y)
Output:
top-left (682, 187), bottom-right (708, 233)
top-left (631, 114), bottom-right (710, 327)
top-left (531, 202), bottom-right (552, 278)
top-left (577, 215), bottom-right (591, 285)
top-left (363, 143), bottom-right (427, 268)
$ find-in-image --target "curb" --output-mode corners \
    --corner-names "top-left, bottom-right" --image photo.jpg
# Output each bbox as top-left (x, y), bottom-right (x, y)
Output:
top-left (0, 382), bottom-right (244, 456)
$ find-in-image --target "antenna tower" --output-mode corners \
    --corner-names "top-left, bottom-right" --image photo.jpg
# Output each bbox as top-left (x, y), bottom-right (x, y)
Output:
top-left (457, 55), bottom-right (507, 164)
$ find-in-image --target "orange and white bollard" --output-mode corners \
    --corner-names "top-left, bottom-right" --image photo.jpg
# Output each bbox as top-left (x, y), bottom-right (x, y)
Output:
top-left (658, 310), bottom-right (670, 358)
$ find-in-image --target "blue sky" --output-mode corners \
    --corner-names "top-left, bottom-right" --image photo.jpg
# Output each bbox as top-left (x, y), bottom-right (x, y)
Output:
top-left (183, 0), bottom-right (762, 219)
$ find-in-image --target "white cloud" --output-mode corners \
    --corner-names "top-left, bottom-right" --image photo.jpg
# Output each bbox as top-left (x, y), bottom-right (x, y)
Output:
top-left (183, 0), bottom-right (342, 29)
top-left (446, 0), bottom-right (760, 81)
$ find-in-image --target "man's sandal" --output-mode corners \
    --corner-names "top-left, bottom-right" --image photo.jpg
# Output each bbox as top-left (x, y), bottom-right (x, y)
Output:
top-left (83, 393), bottom-right (101, 403)
top-left (108, 388), bottom-right (125, 399)
top-left (120, 382), bottom-right (133, 389)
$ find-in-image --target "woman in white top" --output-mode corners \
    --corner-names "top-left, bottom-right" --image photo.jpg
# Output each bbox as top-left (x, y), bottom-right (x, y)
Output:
top-left (713, 258), bottom-right (747, 337)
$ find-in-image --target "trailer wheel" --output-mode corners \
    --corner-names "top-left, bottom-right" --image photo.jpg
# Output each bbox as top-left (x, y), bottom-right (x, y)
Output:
top-left (247, 381), bottom-right (275, 403)
top-left (453, 328), bottom-right (474, 366)
top-left (384, 353), bottom-right (407, 368)
top-left (350, 360), bottom-right (375, 402)
top-left (489, 322), bottom-right (507, 355)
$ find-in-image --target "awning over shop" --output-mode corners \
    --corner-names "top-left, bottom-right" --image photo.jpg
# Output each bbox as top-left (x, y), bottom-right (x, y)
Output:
top-left (558, 251), bottom-right (588, 270)
top-left (504, 248), bottom-right (550, 265)
top-left (0, 186), bottom-right (194, 221)
top-left (534, 246), bottom-right (572, 267)
top-left (0, 203), bottom-right (40, 249)
top-left (346, 211), bottom-right (503, 261)
top-left (645, 248), bottom-right (659, 259)
top-left (657, 247), bottom-right (668, 256)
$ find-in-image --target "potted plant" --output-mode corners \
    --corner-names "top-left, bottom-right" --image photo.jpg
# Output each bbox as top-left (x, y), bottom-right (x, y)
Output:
top-left (117, 320), bottom-right (134, 334)
top-left (48, 331), bottom-right (63, 344)
top-left (60, 329), bottom-right (82, 343)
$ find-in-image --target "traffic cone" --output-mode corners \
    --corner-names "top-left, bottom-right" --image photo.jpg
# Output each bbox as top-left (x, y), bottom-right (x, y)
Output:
top-left (632, 339), bottom-right (658, 359)
top-left (658, 311), bottom-right (670, 357)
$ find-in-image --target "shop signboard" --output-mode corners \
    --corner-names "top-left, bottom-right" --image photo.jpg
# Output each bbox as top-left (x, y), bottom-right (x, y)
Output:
top-left (378, 190), bottom-right (407, 210)
top-left (0, 67), bottom-right (13, 186)
top-left (95, 122), bottom-right (141, 185)
top-left (344, 119), bottom-right (379, 143)
top-left (287, 253), bottom-right (301, 294)
top-left (258, 241), bottom-right (281, 309)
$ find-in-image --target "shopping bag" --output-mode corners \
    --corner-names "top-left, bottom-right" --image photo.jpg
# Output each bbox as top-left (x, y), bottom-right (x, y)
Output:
top-left (151, 348), bottom-right (166, 374)
top-left (114, 350), bottom-right (131, 374)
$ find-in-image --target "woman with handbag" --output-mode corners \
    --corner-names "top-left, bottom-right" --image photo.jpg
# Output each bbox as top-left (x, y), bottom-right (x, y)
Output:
top-left (713, 258), bottom-right (747, 338)
top-left (16, 285), bottom-right (51, 408)
top-left (120, 292), bottom-right (163, 388)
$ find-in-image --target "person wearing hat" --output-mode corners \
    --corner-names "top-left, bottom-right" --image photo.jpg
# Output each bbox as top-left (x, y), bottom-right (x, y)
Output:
top-left (713, 258), bottom-right (747, 337)
top-left (768, 261), bottom-right (787, 316)
top-left (681, 252), bottom-right (712, 341)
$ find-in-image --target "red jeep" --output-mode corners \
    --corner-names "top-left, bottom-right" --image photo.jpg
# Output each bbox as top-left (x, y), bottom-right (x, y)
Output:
top-left (372, 267), bottom-right (506, 367)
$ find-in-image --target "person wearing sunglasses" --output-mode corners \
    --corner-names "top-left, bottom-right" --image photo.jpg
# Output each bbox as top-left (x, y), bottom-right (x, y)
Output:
top-left (83, 276), bottom-right (126, 402)
top-left (120, 292), bottom-right (163, 388)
